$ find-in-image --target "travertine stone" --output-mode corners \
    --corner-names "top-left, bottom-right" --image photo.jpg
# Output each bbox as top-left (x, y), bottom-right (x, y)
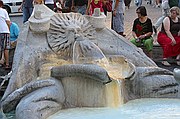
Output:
top-left (1, 7), bottom-right (180, 119)
top-left (29, 4), bottom-right (55, 33)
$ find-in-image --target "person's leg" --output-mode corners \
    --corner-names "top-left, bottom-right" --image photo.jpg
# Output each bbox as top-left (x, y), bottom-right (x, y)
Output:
top-left (130, 38), bottom-right (142, 46)
top-left (0, 50), bottom-right (5, 64)
top-left (118, 13), bottom-right (125, 36)
top-left (113, 13), bottom-right (125, 36)
top-left (0, 34), bottom-right (4, 65)
top-left (152, 0), bottom-right (156, 7)
top-left (28, 7), bottom-right (34, 19)
top-left (144, 37), bottom-right (153, 59)
top-left (23, 7), bottom-right (29, 23)
top-left (157, 29), bottom-right (172, 66)
top-left (4, 33), bottom-right (10, 68)
top-left (4, 49), bottom-right (9, 67)
top-left (154, 15), bottom-right (165, 29)
top-left (138, 0), bottom-right (142, 7)
top-left (153, 2), bottom-right (169, 30)
top-left (77, 5), bottom-right (87, 15)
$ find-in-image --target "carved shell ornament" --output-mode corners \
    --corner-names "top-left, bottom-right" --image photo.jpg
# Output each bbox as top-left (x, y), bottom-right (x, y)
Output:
top-left (47, 13), bottom-right (96, 56)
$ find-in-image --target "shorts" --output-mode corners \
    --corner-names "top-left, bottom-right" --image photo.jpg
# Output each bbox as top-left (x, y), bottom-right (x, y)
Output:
top-left (0, 33), bottom-right (10, 51)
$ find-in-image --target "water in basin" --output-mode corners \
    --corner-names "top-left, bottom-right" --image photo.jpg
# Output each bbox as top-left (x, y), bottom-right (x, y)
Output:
top-left (48, 98), bottom-right (180, 119)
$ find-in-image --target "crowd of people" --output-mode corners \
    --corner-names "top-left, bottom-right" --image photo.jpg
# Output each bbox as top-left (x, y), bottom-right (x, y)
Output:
top-left (130, 0), bottom-right (180, 66)
top-left (0, 0), bottom-right (180, 71)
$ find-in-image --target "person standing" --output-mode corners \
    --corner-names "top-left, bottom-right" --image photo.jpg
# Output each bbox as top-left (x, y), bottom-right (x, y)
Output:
top-left (0, 22), bottom-right (20, 66)
top-left (71, 0), bottom-right (88, 15)
top-left (112, 0), bottom-right (126, 37)
top-left (18, 0), bottom-right (34, 23)
top-left (0, 0), bottom-right (11, 69)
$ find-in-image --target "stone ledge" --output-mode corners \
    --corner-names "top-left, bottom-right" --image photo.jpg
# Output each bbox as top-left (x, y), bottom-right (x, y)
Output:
top-left (139, 44), bottom-right (163, 60)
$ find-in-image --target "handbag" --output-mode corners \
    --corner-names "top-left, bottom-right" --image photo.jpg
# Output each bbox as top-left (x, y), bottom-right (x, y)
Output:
top-left (104, 0), bottom-right (112, 12)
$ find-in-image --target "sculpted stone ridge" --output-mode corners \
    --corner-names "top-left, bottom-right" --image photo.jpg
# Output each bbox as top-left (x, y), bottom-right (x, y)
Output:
top-left (1, 4), bottom-right (180, 119)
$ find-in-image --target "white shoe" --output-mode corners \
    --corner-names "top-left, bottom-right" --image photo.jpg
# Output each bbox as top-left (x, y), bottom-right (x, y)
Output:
top-left (161, 61), bottom-right (171, 66)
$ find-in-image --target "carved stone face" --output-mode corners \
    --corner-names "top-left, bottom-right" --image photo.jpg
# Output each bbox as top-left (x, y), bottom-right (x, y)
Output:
top-left (47, 13), bottom-right (96, 57)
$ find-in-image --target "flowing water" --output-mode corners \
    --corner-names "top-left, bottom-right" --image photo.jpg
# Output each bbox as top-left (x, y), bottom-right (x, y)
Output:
top-left (72, 40), bottom-right (132, 80)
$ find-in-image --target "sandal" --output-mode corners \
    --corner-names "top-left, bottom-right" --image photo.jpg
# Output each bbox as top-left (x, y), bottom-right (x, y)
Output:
top-left (161, 61), bottom-right (171, 66)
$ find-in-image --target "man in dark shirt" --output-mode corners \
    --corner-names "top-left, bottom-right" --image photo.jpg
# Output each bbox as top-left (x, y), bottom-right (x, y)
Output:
top-left (18, 0), bottom-right (34, 23)
top-left (71, 0), bottom-right (88, 15)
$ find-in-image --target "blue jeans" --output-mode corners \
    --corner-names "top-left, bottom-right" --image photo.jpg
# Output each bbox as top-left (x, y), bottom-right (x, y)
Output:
top-left (74, 5), bottom-right (87, 15)
top-left (154, 2), bottom-right (170, 29)
top-left (23, 7), bottom-right (33, 23)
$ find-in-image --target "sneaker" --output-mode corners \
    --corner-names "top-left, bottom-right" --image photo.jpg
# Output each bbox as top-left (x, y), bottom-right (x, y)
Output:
top-left (157, 4), bottom-right (161, 8)
top-left (153, 26), bottom-right (157, 34)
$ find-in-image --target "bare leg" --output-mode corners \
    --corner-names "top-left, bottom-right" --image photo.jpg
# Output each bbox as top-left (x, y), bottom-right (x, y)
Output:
top-left (4, 49), bottom-right (9, 66)
top-left (0, 50), bottom-right (5, 64)
top-left (147, 51), bottom-right (153, 59)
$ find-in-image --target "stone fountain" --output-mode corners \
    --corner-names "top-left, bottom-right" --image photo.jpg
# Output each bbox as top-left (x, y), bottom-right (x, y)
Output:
top-left (0, 4), bottom-right (180, 119)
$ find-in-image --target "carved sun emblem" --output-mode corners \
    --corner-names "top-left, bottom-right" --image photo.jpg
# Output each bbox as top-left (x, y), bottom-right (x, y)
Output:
top-left (47, 13), bottom-right (96, 56)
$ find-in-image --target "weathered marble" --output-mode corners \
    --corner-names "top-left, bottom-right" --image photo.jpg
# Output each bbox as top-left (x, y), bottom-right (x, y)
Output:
top-left (1, 4), bottom-right (180, 119)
